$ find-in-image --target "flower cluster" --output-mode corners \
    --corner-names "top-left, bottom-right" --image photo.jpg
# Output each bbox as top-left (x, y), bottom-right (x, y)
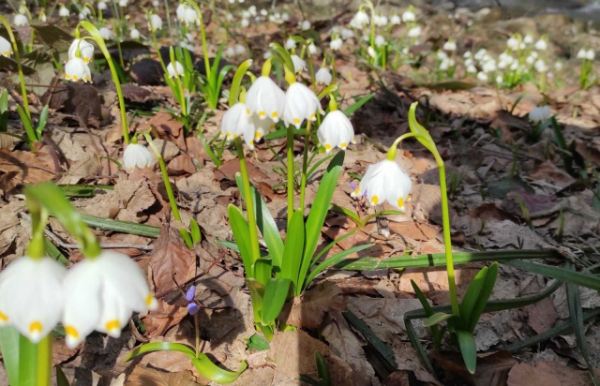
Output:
top-left (64, 38), bottom-right (95, 82)
top-left (0, 251), bottom-right (157, 348)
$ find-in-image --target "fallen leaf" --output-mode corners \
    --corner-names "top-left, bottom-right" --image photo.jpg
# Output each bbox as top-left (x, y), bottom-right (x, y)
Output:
top-left (142, 299), bottom-right (188, 338)
top-left (0, 149), bottom-right (55, 192)
top-left (130, 58), bottom-right (164, 86)
top-left (125, 366), bottom-right (200, 386)
top-left (433, 350), bottom-right (517, 386)
top-left (526, 297), bottom-right (558, 334)
top-left (280, 281), bottom-right (346, 329)
top-left (58, 153), bottom-right (101, 185)
top-left (507, 361), bottom-right (592, 386)
top-left (168, 154), bottom-right (196, 176)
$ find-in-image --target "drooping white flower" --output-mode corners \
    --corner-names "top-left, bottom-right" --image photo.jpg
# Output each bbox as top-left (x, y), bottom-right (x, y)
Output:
top-left (118, 0), bottom-right (128, 6)
top-left (246, 76), bottom-right (285, 122)
top-left (308, 43), bottom-right (318, 55)
top-left (474, 48), bottom-right (487, 61)
top-left (367, 46), bottom-right (376, 58)
top-left (525, 55), bottom-right (535, 65)
top-left (283, 83), bottom-right (321, 129)
top-left (528, 105), bottom-right (551, 122)
top-left (402, 10), bottom-right (416, 22)
top-left (465, 58), bottom-right (474, 67)
top-left (152, 0), bottom-right (160, 6)
top-left (65, 58), bottom-right (92, 82)
top-left (68, 39), bottom-right (94, 63)
top-left (14, 14), bottom-right (29, 27)
top-left (315, 66), bottom-right (332, 85)
top-left (176, 3), bottom-right (186, 20)
top-left (577, 48), bottom-right (587, 59)
top-left (18, 4), bottom-right (28, 14)
top-left (506, 37), bottom-right (519, 50)
top-left (301, 20), bottom-right (311, 30)
top-left (534, 59), bottom-right (547, 73)
top-left (340, 28), bottom-right (354, 40)
top-left (317, 110), bottom-right (354, 152)
top-left (281, 12), bottom-right (289, 21)
top-left (477, 71), bottom-right (488, 82)
top-left (291, 55), bottom-right (306, 73)
top-left (443, 40), bottom-right (456, 52)
top-left (436, 50), bottom-right (448, 60)
top-left (534, 39), bottom-right (547, 51)
top-left (285, 37), bottom-right (296, 50)
top-left (98, 1), bottom-right (107, 11)
top-left (350, 10), bottom-right (369, 28)
top-left (99, 27), bottom-right (113, 41)
top-left (586, 49), bottom-right (595, 60)
top-left (496, 75), bottom-right (503, 84)
top-left (466, 64), bottom-right (477, 74)
top-left (235, 44), bottom-right (246, 55)
top-left (220, 102), bottom-right (257, 149)
top-left (375, 35), bottom-right (386, 47)
top-left (39, 12), bottom-right (47, 22)
top-left (555, 61), bottom-right (563, 71)
top-left (0, 37), bottom-right (13, 58)
top-left (482, 59), bottom-right (496, 73)
top-left (123, 143), bottom-right (153, 171)
top-left (167, 61), bottom-right (184, 78)
top-left (129, 29), bottom-right (141, 40)
top-left (0, 256), bottom-right (66, 343)
top-left (177, 4), bottom-right (198, 25)
top-left (407, 26), bottom-right (421, 38)
top-left (523, 35), bottom-right (533, 44)
top-left (374, 15), bottom-right (388, 26)
top-left (463, 51), bottom-right (472, 58)
top-left (351, 159), bottom-right (412, 211)
top-left (390, 15), bottom-right (401, 25)
top-left (225, 46), bottom-right (235, 57)
top-left (148, 14), bottom-right (163, 30)
top-left (260, 9), bottom-right (268, 16)
top-left (59, 4), bottom-right (70, 16)
top-left (62, 251), bottom-right (158, 348)
top-left (330, 38), bottom-right (343, 51)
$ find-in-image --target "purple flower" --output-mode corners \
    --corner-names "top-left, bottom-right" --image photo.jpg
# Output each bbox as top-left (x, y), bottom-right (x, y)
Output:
top-left (186, 285), bottom-right (199, 315)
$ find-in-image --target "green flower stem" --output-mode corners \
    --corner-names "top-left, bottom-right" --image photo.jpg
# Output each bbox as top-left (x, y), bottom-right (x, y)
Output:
top-left (0, 15), bottom-right (31, 122)
top-left (78, 21), bottom-right (130, 144)
top-left (143, 132), bottom-right (182, 222)
top-left (26, 206), bottom-right (48, 260)
top-left (168, 48), bottom-right (187, 116)
top-left (186, 0), bottom-right (211, 80)
top-left (116, 38), bottom-right (125, 68)
top-left (163, 0), bottom-right (172, 31)
top-left (286, 125), bottom-right (295, 230)
top-left (235, 137), bottom-right (260, 273)
top-left (299, 120), bottom-right (311, 211)
top-left (36, 334), bottom-right (52, 386)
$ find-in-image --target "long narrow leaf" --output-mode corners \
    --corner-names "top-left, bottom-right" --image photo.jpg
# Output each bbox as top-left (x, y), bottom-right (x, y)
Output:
top-left (192, 354), bottom-right (247, 384)
top-left (456, 330), bottom-right (477, 374)
top-left (343, 93), bottom-right (374, 116)
top-left (466, 263), bottom-right (498, 332)
top-left (310, 230), bottom-right (358, 267)
top-left (423, 312), bottom-right (453, 327)
top-left (315, 351), bottom-right (331, 386)
top-left (246, 278), bottom-right (266, 323)
top-left (280, 210), bottom-right (305, 288)
top-left (262, 278), bottom-right (292, 324)
top-left (228, 205), bottom-right (254, 277)
top-left (504, 260), bottom-right (600, 292)
top-left (0, 326), bottom-right (20, 386)
top-left (125, 342), bottom-right (196, 361)
top-left (460, 266), bottom-right (488, 327)
top-left (410, 281), bottom-right (443, 348)
top-left (80, 214), bottom-right (160, 237)
top-left (304, 244), bottom-right (373, 290)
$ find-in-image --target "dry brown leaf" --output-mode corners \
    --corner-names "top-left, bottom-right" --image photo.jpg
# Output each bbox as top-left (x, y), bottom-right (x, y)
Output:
top-left (153, 139), bottom-right (180, 162)
top-left (125, 366), bottom-right (200, 386)
top-left (280, 281), bottom-right (346, 329)
top-left (507, 361), bottom-right (592, 386)
top-left (433, 350), bottom-right (516, 386)
top-left (115, 178), bottom-right (156, 222)
top-left (168, 154), bottom-right (196, 175)
top-left (392, 338), bottom-right (441, 386)
top-left (0, 149), bottom-right (55, 192)
top-left (58, 153), bottom-right (101, 185)
top-left (526, 297), bottom-right (558, 334)
top-left (142, 299), bottom-right (188, 338)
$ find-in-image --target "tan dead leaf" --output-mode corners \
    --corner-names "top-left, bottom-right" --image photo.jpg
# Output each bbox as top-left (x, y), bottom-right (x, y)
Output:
top-left (139, 111), bottom-right (184, 138)
top-left (280, 281), bottom-right (346, 329)
top-left (51, 337), bottom-right (79, 366)
top-left (153, 139), bottom-right (180, 162)
top-left (168, 154), bottom-right (197, 176)
top-left (392, 338), bottom-right (441, 386)
top-left (142, 299), bottom-right (188, 338)
top-left (433, 350), bottom-right (517, 386)
top-left (0, 149), bottom-right (55, 192)
top-left (388, 221), bottom-right (428, 241)
top-left (149, 224), bottom-right (196, 296)
top-left (214, 159), bottom-right (267, 182)
top-left (0, 133), bottom-right (18, 150)
top-left (526, 297), bottom-right (558, 334)
top-left (115, 178), bottom-right (156, 218)
top-left (125, 366), bottom-right (200, 386)
top-left (0, 200), bottom-right (25, 257)
top-left (58, 153), bottom-right (101, 185)
top-left (507, 361), bottom-right (592, 386)
top-left (529, 161), bottom-right (576, 191)
top-left (382, 371), bottom-right (411, 386)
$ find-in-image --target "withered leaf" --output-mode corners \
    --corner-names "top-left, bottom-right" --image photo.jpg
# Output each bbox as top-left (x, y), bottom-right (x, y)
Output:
top-left (141, 300), bottom-right (188, 338)
top-left (125, 365), bottom-right (200, 386)
top-left (120, 83), bottom-right (161, 103)
top-left (279, 281), bottom-right (345, 329)
top-left (43, 83), bottom-right (102, 128)
top-left (31, 25), bottom-right (72, 50)
top-left (131, 58), bottom-right (164, 86)
top-left (507, 361), bottom-right (592, 386)
top-left (0, 149), bottom-right (55, 192)
top-left (433, 350), bottom-right (516, 386)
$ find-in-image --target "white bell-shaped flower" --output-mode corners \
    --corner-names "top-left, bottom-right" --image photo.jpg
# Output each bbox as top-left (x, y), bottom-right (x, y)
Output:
top-left (408, 26), bottom-right (421, 37)
top-left (62, 251), bottom-right (158, 348)
top-left (315, 66), bottom-right (332, 85)
top-left (402, 10), bottom-right (416, 22)
top-left (148, 14), bottom-right (163, 30)
top-left (178, 5), bottom-right (199, 25)
top-left (68, 39), bottom-right (95, 63)
top-left (176, 3), bottom-right (186, 20)
top-left (528, 106), bottom-right (551, 122)
top-left (534, 59), bottom-right (547, 73)
top-left (14, 14), bottom-right (29, 27)
top-left (351, 159), bottom-right (412, 211)
top-left (251, 114), bottom-right (275, 141)
top-left (246, 76), bottom-right (286, 122)
top-left (506, 37), bottom-right (519, 50)
top-left (317, 110), bottom-right (354, 152)
top-left (291, 55), bottom-right (306, 73)
top-left (0, 36), bottom-right (13, 58)
top-left (390, 15), bottom-right (401, 25)
top-left (119, 0), bottom-right (128, 6)
top-left (467, 64), bottom-right (477, 74)
top-left (0, 256), bottom-right (66, 343)
top-left (586, 49), bottom-right (595, 60)
top-left (98, 1), bottom-right (107, 11)
top-left (330, 38), bottom-right (343, 51)
top-left (65, 58), bottom-right (92, 82)
top-left (367, 46), bottom-right (376, 58)
top-left (99, 27), bottom-right (113, 40)
top-left (167, 61), bottom-right (184, 78)
top-left (59, 4), bottom-right (70, 16)
top-left (477, 71), bottom-right (488, 82)
top-left (285, 38), bottom-right (296, 50)
top-left (123, 143), bottom-right (153, 172)
top-left (301, 20), bottom-right (311, 30)
top-left (374, 15), bottom-right (388, 26)
top-left (443, 40), bottom-right (456, 52)
top-left (308, 43), bottom-right (318, 55)
top-left (577, 48), bottom-right (586, 59)
top-left (283, 82), bottom-right (321, 129)
top-left (152, 0), bottom-right (160, 6)
top-left (523, 35), bottom-right (533, 44)
top-left (235, 44), bottom-right (246, 55)
top-left (375, 35), bottom-right (386, 47)
top-left (340, 28), bottom-right (354, 39)
top-left (534, 39), bottom-right (547, 51)
top-left (220, 102), bottom-right (257, 149)
top-left (130, 28), bottom-right (140, 40)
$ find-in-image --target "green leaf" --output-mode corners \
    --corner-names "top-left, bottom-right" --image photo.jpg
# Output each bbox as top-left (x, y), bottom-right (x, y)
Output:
top-left (329, 205), bottom-right (362, 227)
top-left (456, 330), bottom-right (477, 374)
top-left (410, 280), bottom-right (444, 348)
top-left (190, 218), bottom-right (202, 244)
top-left (36, 105), bottom-right (49, 141)
top-left (246, 333), bottom-right (270, 351)
top-left (304, 244), bottom-right (373, 291)
top-left (44, 236), bottom-right (69, 265)
top-left (0, 89), bottom-right (8, 131)
top-left (460, 266), bottom-right (488, 327)
top-left (0, 326), bottom-right (20, 386)
top-left (228, 204), bottom-right (254, 277)
top-left (466, 263), bottom-right (498, 332)
top-left (80, 214), bottom-right (160, 237)
top-left (56, 366), bottom-right (70, 386)
top-left (299, 151), bottom-right (344, 292)
top-left (343, 93), bottom-right (374, 116)
top-left (262, 278), bottom-right (292, 324)
top-left (280, 209), bottom-right (305, 287)
top-left (125, 342), bottom-right (196, 362)
top-left (254, 257), bottom-right (272, 287)
top-left (229, 59), bottom-right (253, 107)
top-left (235, 173), bottom-right (284, 268)
top-left (191, 354), bottom-right (247, 384)
top-left (310, 230), bottom-right (358, 267)
top-left (504, 260), bottom-right (600, 292)
top-left (246, 278), bottom-right (265, 323)
top-left (17, 104), bottom-right (37, 144)
top-left (315, 351), bottom-right (331, 386)
top-left (423, 312), bottom-right (453, 327)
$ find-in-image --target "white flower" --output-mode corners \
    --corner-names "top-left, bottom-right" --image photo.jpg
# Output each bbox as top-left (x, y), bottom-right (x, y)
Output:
top-left (330, 38), bottom-right (343, 51)
top-left (367, 46), bottom-right (376, 58)
top-left (99, 27), bottom-right (113, 41)
top-left (285, 38), bottom-right (296, 50)
top-left (555, 61), bottom-right (563, 71)
top-left (68, 39), bottom-right (94, 63)
top-left (402, 10), bottom-right (416, 22)
top-left (506, 37), bottom-right (519, 50)
top-left (340, 28), bottom-right (354, 39)
top-left (18, 4), bottom-right (28, 14)
top-left (177, 4), bottom-right (198, 25)
top-left (443, 40), bottom-right (456, 52)
top-left (375, 35), bottom-right (386, 47)
top-left (281, 13), bottom-right (289, 21)
top-left (407, 26), bottom-right (421, 38)
top-left (586, 49), bottom-right (595, 60)
top-left (241, 18), bottom-right (249, 27)
top-left (308, 43), bottom-right (318, 55)
top-left (301, 20), bottom-right (311, 30)
top-left (351, 159), bottom-right (412, 211)
top-left (98, 2), bottom-right (107, 11)
top-left (39, 12), bottom-right (47, 22)
top-left (439, 58), bottom-right (450, 71)
top-left (248, 5), bottom-right (257, 16)
top-left (436, 50), bottom-right (448, 60)
top-left (167, 61), bottom-right (184, 78)
top-left (534, 39), bottom-right (547, 51)
top-left (528, 105), bottom-right (551, 122)
top-left (577, 48), bottom-right (587, 59)
top-left (129, 29), bottom-right (140, 40)
top-left (59, 4), bottom-right (70, 16)
top-left (176, 3), bottom-right (186, 20)
top-left (390, 15), bottom-right (401, 25)
top-left (260, 9), bottom-right (268, 16)
top-left (148, 14), bottom-right (163, 30)
top-left (220, 102), bottom-right (257, 149)
top-left (463, 51), bottom-right (472, 58)
top-left (0, 36), bottom-right (13, 58)
top-left (62, 251), bottom-right (157, 348)
top-left (482, 59), bottom-right (496, 73)
top-left (246, 76), bottom-right (285, 122)
top-left (14, 14), bottom-right (28, 27)
top-left (317, 110), bottom-right (354, 152)
top-left (525, 55), bottom-right (535, 65)
top-left (123, 143), bottom-right (153, 171)
top-left (226, 13), bottom-right (233, 21)
top-left (477, 71), bottom-right (488, 82)
top-left (291, 55), bottom-right (306, 73)
top-left (474, 48), bottom-right (487, 60)
top-left (467, 64), bottom-right (477, 73)
top-left (315, 66), bottom-right (332, 85)
top-left (465, 58), bottom-right (474, 67)
top-left (65, 58), bottom-right (92, 82)
top-left (350, 10), bottom-right (369, 28)
top-left (374, 15), bottom-right (388, 26)
top-left (152, 0), bottom-right (160, 6)
top-left (225, 47), bottom-right (235, 57)
top-left (0, 256), bottom-right (66, 343)
top-left (496, 75), bottom-right (503, 84)
top-left (118, 0), bottom-right (128, 6)
top-left (534, 59), bottom-right (547, 73)
top-left (284, 82), bottom-right (321, 129)
top-left (235, 44), bottom-right (246, 55)
top-left (523, 35), bottom-right (533, 44)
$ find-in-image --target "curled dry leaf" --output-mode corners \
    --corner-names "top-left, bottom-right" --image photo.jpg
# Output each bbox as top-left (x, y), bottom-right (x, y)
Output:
top-left (0, 149), bottom-right (55, 192)
top-left (433, 350), bottom-right (516, 386)
top-left (125, 365), bottom-right (200, 386)
top-left (279, 281), bottom-right (346, 330)
top-left (507, 361), bottom-right (592, 386)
